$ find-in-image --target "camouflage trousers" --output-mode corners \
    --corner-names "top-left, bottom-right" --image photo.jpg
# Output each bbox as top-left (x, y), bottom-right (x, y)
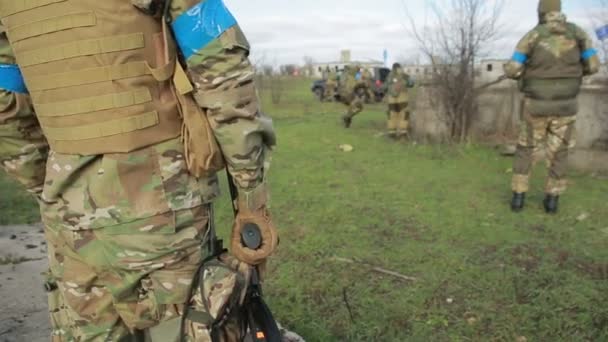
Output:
top-left (512, 101), bottom-right (576, 196)
top-left (44, 205), bottom-right (247, 342)
top-left (342, 96), bottom-right (364, 120)
top-left (324, 81), bottom-right (336, 100)
top-left (387, 103), bottom-right (410, 137)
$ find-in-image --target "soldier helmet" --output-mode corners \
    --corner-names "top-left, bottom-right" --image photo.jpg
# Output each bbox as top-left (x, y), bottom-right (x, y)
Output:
top-left (538, 0), bottom-right (561, 15)
top-left (392, 63), bottom-right (402, 70)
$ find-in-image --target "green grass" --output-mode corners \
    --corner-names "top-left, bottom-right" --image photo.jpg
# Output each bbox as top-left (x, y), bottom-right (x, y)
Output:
top-left (0, 172), bottom-right (39, 225)
top-left (2, 77), bottom-right (608, 341)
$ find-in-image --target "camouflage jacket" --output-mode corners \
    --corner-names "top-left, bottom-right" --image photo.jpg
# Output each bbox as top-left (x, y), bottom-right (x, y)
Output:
top-left (504, 12), bottom-right (599, 80)
top-left (385, 70), bottom-right (411, 104)
top-left (503, 12), bottom-right (599, 116)
top-left (0, 1), bottom-right (275, 230)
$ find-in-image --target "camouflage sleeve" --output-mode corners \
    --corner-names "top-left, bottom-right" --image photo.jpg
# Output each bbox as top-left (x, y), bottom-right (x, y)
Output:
top-left (0, 35), bottom-right (49, 194)
top-left (131, 0), bottom-right (164, 15)
top-left (168, 1), bottom-right (276, 192)
top-left (504, 29), bottom-right (539, 79)
top-left (573, 24), bottom-right (600, 76)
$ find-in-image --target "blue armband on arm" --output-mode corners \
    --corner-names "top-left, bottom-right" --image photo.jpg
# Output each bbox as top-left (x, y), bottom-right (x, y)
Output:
top-left (172, 0), bottom-right (238, 60)
top-left (511, 51), bottom-right (528, 64)
top-left (581, 48), bottom-right (597, 61)
top-left (0, 64), bottom-right (28, 93)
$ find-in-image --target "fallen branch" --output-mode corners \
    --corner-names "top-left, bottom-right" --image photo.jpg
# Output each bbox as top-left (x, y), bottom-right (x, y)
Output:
top-left (342, 287), bottom-right (356, 323)
top-left (331, 257), bottom-right (417, 282)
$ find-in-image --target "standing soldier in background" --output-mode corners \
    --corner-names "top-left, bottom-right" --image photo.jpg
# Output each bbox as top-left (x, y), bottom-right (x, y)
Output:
top-left (385, 63), bottom-right (413, 139)
top-left (324, 66), bottom-right (338, 101)
top-left (340, 65), bottom-right (366, 128)
top-left (505, 0), bottom-right (599, 213)
top-left (361, 67), bottom-right (375, 103)
top-left (321, 66), bottom-right (329, 81)
top-left (0, 0), bottom-right (279, 341)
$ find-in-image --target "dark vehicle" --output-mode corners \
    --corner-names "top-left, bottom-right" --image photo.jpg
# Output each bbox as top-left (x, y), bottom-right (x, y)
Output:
top-left (311, 67), bottom-right (391, 103)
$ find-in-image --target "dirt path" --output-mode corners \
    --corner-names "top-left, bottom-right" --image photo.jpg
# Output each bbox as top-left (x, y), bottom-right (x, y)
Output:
top-left (0, 224), bottom-right (49, 342)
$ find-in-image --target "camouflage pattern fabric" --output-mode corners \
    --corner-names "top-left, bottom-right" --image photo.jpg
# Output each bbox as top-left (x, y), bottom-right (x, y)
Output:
top-left (387, 103), bottom-right (409, 138)
top-left (339, 66), bottom-right (365, 123)
top-left (164, 0), bottom-right (276, 192)
top-left (0, 0), bottom-right (276, 340)
top-left (385, 70), bottom-right (410, 105)
top-left (506, 5), bottom-right (597, 197)
top-left (0, 34), bottom-right (48, 195)
top-left (504, 12), bottom-right (599, 83)
top-left (512, 99), bottom-right (576, 195)
top-left (385, 68), bottom-right (411, 137)
top-left (324, 70), bottom-right (338, 100)
top-left (361, 69), bottom-right (374, 101)
top-left (342, 97), bottom-right (364, 121)
top-left (45, 205), bottom-right (210, 341)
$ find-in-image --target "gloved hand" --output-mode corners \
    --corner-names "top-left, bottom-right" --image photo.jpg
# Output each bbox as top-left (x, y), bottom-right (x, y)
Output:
top-left (230, 183), bottom-right (279, 266)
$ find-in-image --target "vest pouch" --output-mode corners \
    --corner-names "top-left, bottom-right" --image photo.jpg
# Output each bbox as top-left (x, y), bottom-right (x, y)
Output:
top-left (162, 20), bottom-right (225, 178)
top-left (522, 78), bottom-right (581, 101)
top-left (526, 98), bottom-right (578, 117)
top-left (174, 84), bottom-right (226, 178)
top-left (389, 79), bottom-right (404, 97)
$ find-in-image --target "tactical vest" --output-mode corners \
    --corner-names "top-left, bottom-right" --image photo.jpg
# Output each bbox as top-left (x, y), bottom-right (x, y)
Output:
top-left (0, 0), bottom-right (185, 155)
top-left (522, 23), bottom-right (583, 116)
top-left (387, 72), bottom-right (409, 105)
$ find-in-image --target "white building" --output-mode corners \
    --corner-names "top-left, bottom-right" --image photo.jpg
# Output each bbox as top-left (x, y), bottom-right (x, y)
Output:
top-left (311, 60), bottom-right (385, 78)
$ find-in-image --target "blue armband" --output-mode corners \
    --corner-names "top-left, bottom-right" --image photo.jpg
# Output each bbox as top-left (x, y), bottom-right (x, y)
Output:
top-left (172, 0), bottom-right (238, 60)
top-left (511, 51), bottom-right (528, 64)
top-left (581, 48), bottom-right (597, 61)
top-left (0, 64), bottom-right (28, 93)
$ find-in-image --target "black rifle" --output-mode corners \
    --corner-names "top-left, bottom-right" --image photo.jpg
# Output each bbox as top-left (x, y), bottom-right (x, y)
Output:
top-left (226, 172), bottom-right (282, 342)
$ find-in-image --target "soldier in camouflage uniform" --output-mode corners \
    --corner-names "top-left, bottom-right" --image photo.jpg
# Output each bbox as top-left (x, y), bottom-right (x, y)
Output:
top-left (505, 0), bottom-right (599, 213)
top-left (339, 65), bottom-right (366, 128)
top-left (324, 67), bottom-right (338, 101)
top-left (0, 0), bottom-right (278, 341)
top-left (361, 68), bottom-right (375, 103)
top-left (385, 63), bottom-right (413, 139)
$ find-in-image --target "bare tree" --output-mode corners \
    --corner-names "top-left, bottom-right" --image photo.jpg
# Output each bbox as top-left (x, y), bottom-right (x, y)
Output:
top-left (404, 0), bottom-right (504, 142)
top-left (589, 0), bottom-right (608, 62)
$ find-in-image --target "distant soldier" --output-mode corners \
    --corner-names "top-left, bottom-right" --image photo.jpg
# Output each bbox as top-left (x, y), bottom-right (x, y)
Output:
top-left (361, 68), bottom-right (375, 103)
top-left (339, 65), bottom-right (366, 128)
top-left (325, 66), bottom-right (338, 101)
top-left (505, 0), bottom-right (599, 213)
top-left (385, 63), bottom-right (413, 139)
top-left (322, 66), bottom-right (330, 80)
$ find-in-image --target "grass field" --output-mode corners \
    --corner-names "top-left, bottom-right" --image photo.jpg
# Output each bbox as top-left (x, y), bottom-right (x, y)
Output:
top-left (2, 77), bottom-right (608, 341)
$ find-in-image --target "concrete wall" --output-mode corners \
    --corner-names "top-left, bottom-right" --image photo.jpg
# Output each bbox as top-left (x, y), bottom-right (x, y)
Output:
top-left (410, 81), bottom-right (608, 170)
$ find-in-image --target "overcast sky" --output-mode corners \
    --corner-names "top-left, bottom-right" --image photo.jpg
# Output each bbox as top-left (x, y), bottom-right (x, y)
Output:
top-left (223, 0), bottom-right (605, 65)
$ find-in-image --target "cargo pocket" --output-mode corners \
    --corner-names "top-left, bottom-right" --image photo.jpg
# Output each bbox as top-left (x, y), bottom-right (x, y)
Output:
top-left (148, 267), bottom-right (198, 324)
top-left (183, 254), bottom-right (249, 338)
top-left (46, 278), bottom-right (75, 342)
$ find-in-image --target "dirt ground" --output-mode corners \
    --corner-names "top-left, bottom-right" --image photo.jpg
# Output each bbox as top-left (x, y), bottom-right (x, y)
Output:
top-left (0, 224), bottom-right (50, 342)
